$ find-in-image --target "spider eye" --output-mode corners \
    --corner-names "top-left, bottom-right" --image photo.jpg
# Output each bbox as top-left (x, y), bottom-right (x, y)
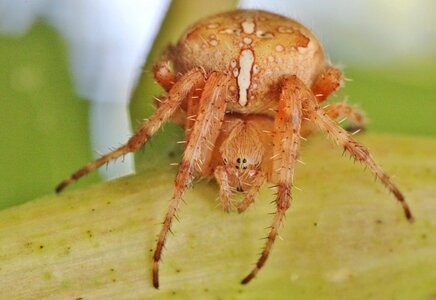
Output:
top-left (242, 158), bottom-right (247, 163)
top-left (235, 165), bottom-right (239, 169)
top-left (223, 158), bottom-right (228, 165)
top-left (236, 158), bottom-right (241, 163)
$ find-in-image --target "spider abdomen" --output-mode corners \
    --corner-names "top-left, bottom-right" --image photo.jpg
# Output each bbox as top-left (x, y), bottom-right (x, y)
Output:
top-left (174, 10), bottom-right (327, 114)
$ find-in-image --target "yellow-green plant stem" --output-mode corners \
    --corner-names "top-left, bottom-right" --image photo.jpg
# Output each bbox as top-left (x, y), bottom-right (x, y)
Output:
top-left (0, 133), bottom-right (435, 299)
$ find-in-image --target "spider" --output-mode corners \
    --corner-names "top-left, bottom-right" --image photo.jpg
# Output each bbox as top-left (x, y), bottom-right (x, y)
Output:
top-left (56, 10), bottom-right (414, 288)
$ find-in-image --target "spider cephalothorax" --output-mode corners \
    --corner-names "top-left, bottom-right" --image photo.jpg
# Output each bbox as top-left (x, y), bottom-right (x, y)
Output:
top-left (56, 10), bottom-right (413, 288)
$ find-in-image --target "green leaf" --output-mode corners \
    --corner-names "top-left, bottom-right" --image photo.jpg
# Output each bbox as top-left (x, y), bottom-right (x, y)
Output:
top-left (0, 133), bottom-right (435, 299)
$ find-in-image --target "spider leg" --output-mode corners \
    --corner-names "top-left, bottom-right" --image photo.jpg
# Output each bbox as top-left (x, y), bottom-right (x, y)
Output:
top-left (153, 94), bottom-right (187, 127)
top-left (242, 76), bottom-right (303, 284)
top-left (311, 65), bottom-right (343, 103)
top-left (306, 84), bottom-right (414, 222)
top-left (153, 86), bottom-right (203, 133)
top-left (237, 171), bottom-right (266, 213)
top-left (152, 48), bottom-right (189, 127)
top-left (153, 72), bottom-right (229, 289)
top-left (214, 166), bottom-right (234, 212)
top-left (153, 70), bottom-right (203, 133)
top-left (184, 86), bottom-right (202, 142)
top-left (324, 102), bottom-right (366, 131)
top-left (55, 68), bottom-right (206, 193)
top-left (152, 46), bottom-right (177, 92)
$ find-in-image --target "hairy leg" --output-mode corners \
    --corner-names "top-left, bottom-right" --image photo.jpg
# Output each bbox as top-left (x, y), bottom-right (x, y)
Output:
top-left (152, 88), bottom-right (203, 133)
top-left (242, 76), bottom-right (303, 284)
top-left (153, 94), bottom-right (187, 127)
top-left (324, 102), bottom-right (366, 131)
top-left (184, 87), bottom-right (202, 142)
top-left (214, 166), bottom-right (234, 212)
top-left (237, 171), bottom-right (266, 213)
top-left (152, 52), bottom-right (204, 134)
top-left (55, 68), bottom-right (206, 193)
top-left (153, 72), bottom-right (229, 289)
top-left (311, 65), bottom-right (343, 103)
top-left (307, 82), bottom-right (414, 222)
top-left (152, 46), bottom-right (177, 92)
top-left (152, 50), bottom-right (191, 127)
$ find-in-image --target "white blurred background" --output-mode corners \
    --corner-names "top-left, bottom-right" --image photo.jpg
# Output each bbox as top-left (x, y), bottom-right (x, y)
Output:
top-left (0, 0), bottom-right (171, 179)
top-left (240, 0), bottom-right (436, 64)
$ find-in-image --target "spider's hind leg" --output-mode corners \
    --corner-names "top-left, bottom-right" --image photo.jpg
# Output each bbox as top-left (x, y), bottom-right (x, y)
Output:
top-left (55, 68), bottom-right (206, 193)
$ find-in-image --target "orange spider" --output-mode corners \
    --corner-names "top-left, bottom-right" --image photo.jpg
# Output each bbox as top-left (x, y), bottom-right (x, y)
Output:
top-left (56, 10), bottom-right (414, 288)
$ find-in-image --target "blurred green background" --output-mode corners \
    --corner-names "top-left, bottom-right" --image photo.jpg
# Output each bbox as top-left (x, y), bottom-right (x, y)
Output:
top-left (0, 0), bottom-right (435, 209)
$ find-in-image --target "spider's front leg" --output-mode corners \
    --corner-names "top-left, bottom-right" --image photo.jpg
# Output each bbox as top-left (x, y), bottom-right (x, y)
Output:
top-left (307, 79), bottom-right (414, 222)
top-left (56, 68), bottom-right (206, 193)
top-left (152, 72), bottom-right (229, 289)
top-left (242, 76), bottom-right (303, 284)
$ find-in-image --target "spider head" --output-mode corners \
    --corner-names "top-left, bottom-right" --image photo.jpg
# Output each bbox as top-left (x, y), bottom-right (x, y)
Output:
top-left (223, 156), bottom-right (260, 173)
top-left (220, 121), bottom-right (264, 174)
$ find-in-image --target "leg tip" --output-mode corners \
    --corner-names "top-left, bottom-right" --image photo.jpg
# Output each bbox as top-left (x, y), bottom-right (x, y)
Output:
top-left (152, 262), bottom-right (160, 289)
top-left (403, 205), bottom-right (414, 223)
top-left (407, 215), bottom-right (415, 224)
top-left (55, 183), bottom-right (65, 194)
top-left (237, 207), bottom-right (249, 214)
top-left (241, 273), bottom-right (255, 285)
top-left (152, 274), bottom-right (160, 289)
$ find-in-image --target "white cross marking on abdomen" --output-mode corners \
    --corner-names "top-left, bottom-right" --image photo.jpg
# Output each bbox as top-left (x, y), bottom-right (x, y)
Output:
top-left (237, 49), bottom-right (254, 106)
